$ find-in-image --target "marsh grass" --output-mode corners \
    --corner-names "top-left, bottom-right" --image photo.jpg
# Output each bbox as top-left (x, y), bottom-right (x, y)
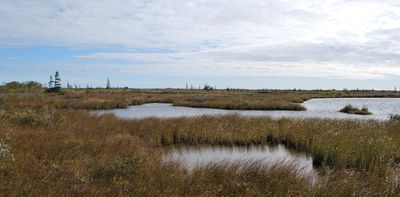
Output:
top-left (1, 87), bottom-right (400, 195)
top-left (53, 88), bottom-right (400, 111)
top-left (130, 115), bottom-right (399, 170)
top-left (4, 86), bottom-right (400, 111)
top-left (2, 109), bottom-right (400, 195)
top-left (1, 106), bottom-right (400, 195)
top-left (339, 104), bottom-right (372, 115)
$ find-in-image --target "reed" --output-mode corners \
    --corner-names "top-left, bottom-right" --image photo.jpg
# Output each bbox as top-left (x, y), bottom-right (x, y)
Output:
top-left (1, 109), bottom-right (399, 196)
top-left (1, 86), bottom-right (400, 195)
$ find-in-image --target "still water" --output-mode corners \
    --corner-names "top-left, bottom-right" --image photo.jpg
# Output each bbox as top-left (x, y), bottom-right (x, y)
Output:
top-left (92, 98), bottom-right (400, 120)
top-left (163, 144), bottom-right (317, 181)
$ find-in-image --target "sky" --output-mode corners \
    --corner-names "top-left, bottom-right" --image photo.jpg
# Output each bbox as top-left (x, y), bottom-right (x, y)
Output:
top-left (2, 0), bottom-right (400, 89)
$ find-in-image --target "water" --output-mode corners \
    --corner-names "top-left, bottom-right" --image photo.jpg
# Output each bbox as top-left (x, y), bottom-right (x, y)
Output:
top-left (91, 98), bottom-right (400, 120)
top-left (163, 144), bottom-right (317, 181)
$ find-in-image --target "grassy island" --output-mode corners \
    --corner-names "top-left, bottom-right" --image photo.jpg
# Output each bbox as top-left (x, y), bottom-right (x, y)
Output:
top-left (339, 104), bottom-right (372, 115)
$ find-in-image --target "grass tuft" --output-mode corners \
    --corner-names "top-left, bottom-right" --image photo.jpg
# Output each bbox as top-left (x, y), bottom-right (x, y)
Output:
top-left (339, 104), bottom-right (372, 115)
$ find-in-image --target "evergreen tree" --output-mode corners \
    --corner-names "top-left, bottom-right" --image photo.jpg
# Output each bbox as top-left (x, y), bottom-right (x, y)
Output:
top-left (48, 75), bottom-right (54, 89)
top-left (203, 83), bottom-right (213, 91)
top-left (54, 71), bottom-right (62, 91)
top-left (45, 71), bottom-right (62, 93)
top-left (106, 78), bottom-right (111, 89)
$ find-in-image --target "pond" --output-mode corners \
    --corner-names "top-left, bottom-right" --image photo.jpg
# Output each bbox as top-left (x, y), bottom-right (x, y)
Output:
top-left (163, 144), bottom-right (318, 182)
top-left (91, 98), bottom-right (400, 120)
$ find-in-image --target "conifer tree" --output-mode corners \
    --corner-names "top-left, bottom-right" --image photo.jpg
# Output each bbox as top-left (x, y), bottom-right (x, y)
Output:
top-left (54, 71), bottom-right (62, 91)
top-left (106, 78), bottom-right (111, 89)
top-left (48, 75), bottom-right (54, 89)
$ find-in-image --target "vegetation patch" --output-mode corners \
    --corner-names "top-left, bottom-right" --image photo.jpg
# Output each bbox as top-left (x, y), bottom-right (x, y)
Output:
top-left (389, 114), bottom-right (400, 122)
top-left (339, 104), bottom-right (372, 115)
top-left (2, 83), bottom-right (400, 195)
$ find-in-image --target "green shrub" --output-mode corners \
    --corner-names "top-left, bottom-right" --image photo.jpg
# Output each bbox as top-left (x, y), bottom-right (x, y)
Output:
top-left (339, 104), bottom-right (372, 115)
top-left (389, 114), bottom-right (400, 122)
top-left (18, 109), bottom-right (42, 125)
top-left (91, 157), bottom-right (139, 183)
top-left (4, 81), bottom-right (42, 90)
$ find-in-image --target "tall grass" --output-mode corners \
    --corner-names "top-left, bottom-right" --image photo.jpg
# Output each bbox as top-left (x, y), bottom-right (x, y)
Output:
top-left (123, 115), bottom-right (399, 170)
top-left (3, 87), bottom-right (400, 111)
top-left (1, 87), bottom-right (400, 195)
top-left (1, 108), bottom-right (399, 195)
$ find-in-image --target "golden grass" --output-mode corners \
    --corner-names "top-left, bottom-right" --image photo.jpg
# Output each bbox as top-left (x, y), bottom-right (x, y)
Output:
top-left (1, 106), bottom-right (400, 195)
top-left (1, 87), bottom-right (400, 195)
top-left (4, 87), bottom-right (400, 111)
top-left (0, 110), bottom-right (398, 195)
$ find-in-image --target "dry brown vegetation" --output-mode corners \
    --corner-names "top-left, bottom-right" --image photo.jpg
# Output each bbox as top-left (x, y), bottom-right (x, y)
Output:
top-left (1, 84), bottom-right (400, 196)
top-left (56, 88), bottom-right (400, 111)
top-left (3, 85), bottom-right (400, 111)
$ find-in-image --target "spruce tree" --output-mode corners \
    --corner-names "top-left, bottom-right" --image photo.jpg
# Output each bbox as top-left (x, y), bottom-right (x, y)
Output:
top-left (48, 75), bottom-right (54, 89)
top-left (106, 78), bottom-right (111, 89)
top-left (54, 71), bottom-right (62, 92)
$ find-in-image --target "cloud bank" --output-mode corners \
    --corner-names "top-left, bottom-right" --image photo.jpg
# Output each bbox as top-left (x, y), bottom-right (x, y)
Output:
top-left (2, 0), bottom-right (400, 79)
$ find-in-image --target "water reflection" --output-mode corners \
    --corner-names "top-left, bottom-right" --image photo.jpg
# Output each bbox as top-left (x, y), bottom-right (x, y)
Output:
top-left (163, 144), bottom-right (317, 182)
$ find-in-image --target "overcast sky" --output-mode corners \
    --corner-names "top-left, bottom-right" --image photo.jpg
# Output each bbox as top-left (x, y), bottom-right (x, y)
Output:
top-left (2, 0), bottom-right (400, 89)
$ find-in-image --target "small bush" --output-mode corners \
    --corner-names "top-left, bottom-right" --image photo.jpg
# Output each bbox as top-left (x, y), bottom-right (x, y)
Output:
top-left (4, 81), bottom-right (42, 90)
top-left (0, 98), bottom-right (6, 118)
top-left (389, 114), bottom-right (400, 122)
top-left (18, 109), bottom-right (42, 125)
top-left (0, 133), bottom-right (14, 165)
top-left (45, 88), bottom-right (65, 94)
top-left (91, 157), bottom-right (139, 183)
top-left (203, 84), bottom-right (214, 91)
top-left (9, 107), bottom-right (63, 127)
top-left (339, 104), bottom-right (372, 115)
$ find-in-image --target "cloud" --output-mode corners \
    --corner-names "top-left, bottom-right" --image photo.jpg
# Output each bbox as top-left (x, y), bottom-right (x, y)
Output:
top-left (2, 0), bottom-right (400, 79)
top-left (77, 42), bottom-right (400, 79)
top-left (3, 0), bottom-right (400, 48)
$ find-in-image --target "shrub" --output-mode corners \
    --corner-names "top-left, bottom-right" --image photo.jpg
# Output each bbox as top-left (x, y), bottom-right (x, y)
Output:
top-left (389, 114), bottom-right (400, 122)
top-left (0, 97), bottom-right (7, 115)
top-left (91, 157), bottom-right (139, 183)
top-left (339, 104), bottom-right (372, 115)
top-left (0, 133), bottom-right (14, 165)
top-left (203, 84), bottom-right (214, 91)
top-left (12, 107), bottom-right (63, 127)
top-left (45, 88), bottom-right (65, 94)
top-left (18, 109), bottom-right (42, 125)
top-left (4, 81), bottom-right (42, 89)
